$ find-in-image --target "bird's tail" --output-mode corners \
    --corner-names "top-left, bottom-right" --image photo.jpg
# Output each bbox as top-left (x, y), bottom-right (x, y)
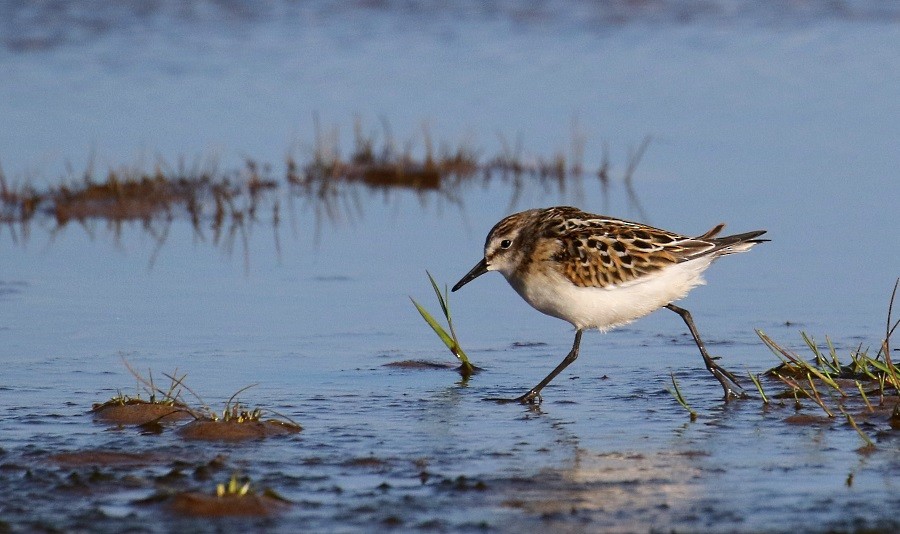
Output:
top-left (712, 230), bottom-right (769, 255)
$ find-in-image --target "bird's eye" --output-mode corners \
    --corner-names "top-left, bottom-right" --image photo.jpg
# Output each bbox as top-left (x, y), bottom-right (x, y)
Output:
top-left (500, 239), bottom-right (512, 249)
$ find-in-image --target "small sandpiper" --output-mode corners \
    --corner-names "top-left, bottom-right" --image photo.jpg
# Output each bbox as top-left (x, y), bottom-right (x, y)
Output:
top-left (452, 206), bottom-right (767, 404)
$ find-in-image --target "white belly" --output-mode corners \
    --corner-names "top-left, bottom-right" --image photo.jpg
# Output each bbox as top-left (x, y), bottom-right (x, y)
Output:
top-left (505, 257), bottom-right (714, 331)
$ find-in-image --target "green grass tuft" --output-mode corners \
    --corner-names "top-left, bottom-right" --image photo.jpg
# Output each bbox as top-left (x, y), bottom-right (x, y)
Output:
top-left (410, 271), bottom-right (475, 378)
top-left (754, 278), bottom-right (900, 448)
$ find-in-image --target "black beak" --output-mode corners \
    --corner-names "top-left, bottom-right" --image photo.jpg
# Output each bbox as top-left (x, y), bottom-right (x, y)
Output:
top-left (451, 258), bottom-right (489, 292)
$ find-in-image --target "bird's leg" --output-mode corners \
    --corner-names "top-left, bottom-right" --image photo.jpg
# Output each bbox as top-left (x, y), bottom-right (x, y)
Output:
top-left (499, 330), bottom-right (583, 404)
top-left (665, 303), bottom-right (744, 400)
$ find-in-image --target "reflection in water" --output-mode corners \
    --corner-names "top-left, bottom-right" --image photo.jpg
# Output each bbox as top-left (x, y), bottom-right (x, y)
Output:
top-left (3, 1), bottom-right (897, 54)
top-left (501, 448), bottom-right (701, 531)
top-left (0, 127), bottom-right (649, 260)
top-left (2, 158), bottom-right (284, 269)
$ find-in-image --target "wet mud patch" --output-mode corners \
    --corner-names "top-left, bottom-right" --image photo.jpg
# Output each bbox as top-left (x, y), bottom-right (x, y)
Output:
top-left (510, 341), bottom-right (548, 348)
top-left (383, 360), bottom-right (484, 378)
top-left (783, 414), bottom-right (833, 426)
top-left (91, 399), bottom-right (193, 426)
top-left (27, 450), bottom-right (231, 506)
top-left (383, 360), bottom-right (458, 370)
top-left (177, 419), bottom-right (301, 441)
top-left (168, 491), bottom-right (290, 517)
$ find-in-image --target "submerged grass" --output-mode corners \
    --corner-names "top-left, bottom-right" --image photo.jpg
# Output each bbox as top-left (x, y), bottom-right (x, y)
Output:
top-left (411, 271), bottom-right (476, 378)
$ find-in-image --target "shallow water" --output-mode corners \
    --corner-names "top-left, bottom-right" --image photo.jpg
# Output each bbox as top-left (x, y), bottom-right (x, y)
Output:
top-left (2, 2), bottom-right (900, 532)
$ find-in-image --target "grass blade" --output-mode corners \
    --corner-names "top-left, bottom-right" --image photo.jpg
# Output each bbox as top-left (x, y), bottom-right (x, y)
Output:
top-left (411, 271), bottom-right (475, 376)
top-left (758, 330), bottom-right (845, 396)
top-left (748, 372), bottom-right (769, 404)
top-left (411, 297), bottom-right (460, 358)
top-left (855, 381), bottom-right (874, 412)
top-left (668, 372), bottom-right (697, 421)
top-left (838, 406), bottom-right (875, 449)
top-left (427, 270), bottom-right (449, 319)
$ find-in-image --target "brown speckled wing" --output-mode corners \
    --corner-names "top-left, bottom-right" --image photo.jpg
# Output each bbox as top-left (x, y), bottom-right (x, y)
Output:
top-left (538, 208), bottom-right (718, 288)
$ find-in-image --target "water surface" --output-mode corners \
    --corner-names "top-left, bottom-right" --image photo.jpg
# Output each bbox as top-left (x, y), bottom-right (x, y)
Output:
top-left (1, 2), bottom-right (899, 532)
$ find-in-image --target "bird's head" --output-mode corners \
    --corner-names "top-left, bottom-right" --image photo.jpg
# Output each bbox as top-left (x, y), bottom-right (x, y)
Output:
top-left (452, 210), bottom-right (535, 292)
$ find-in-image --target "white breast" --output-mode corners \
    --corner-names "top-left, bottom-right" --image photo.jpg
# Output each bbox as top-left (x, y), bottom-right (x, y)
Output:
top-left (505, 257), bottom-right (715, 331)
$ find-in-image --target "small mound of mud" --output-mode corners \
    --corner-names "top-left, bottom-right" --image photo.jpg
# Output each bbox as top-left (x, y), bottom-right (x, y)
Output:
top-left (510, 341), bottom-right (548, 348)
top-left (169, 492), bottom-right (290, 517)
top-left (343, 456), bottom-right (390, 469)
top-left (92, 400), bottom-right (192, 426)
top-left (383, 360), bottom-right (482, 377)
top-left (783, 414), bottom-right (832, 426)
top-left (383, 360), bottom-right (457, 370)
top-left (177, 419), bottom-right (301, 441)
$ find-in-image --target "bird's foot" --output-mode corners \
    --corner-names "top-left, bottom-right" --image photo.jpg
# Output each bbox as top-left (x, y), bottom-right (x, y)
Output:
top-left (709, 365), bottom-right (746, 401)
top-left (514, 390), bottom-right (542, 404)
top-left (709, 356), bottom-right (741, 386)
top-left (487, 389), bottom-right (542, 405)
top-left (722, 384), bottom-right (747, 401)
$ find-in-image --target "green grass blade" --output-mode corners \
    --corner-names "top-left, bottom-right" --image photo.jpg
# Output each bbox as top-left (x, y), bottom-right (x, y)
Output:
top-left (412, 272), bottom-right (475, 374)
top-left (839, 406), bottom-right (875, 449)
top-left (801, 332), bottom-right (823, 368)
top-left (668, 372), bottom-right (697, 421)
top-left (426, 270), bottom-right (449, 319)
top-left (410, 297), bottom-right (471, 366)
top-left (748, 372), bottom-right (769, 404)
top-left (855, 380), bottom-right (874, 412)
top-left (825, 336), bottom-right (841, 373)
top-left (758, 330), bottom-right (845, 396)
top-left (411, 297), bottom-right (456, 352)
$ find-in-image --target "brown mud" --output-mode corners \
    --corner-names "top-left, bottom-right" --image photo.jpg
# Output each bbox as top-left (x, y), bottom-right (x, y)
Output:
top-left (91, 400), bottom-right (193, 426)
top-left (177, 419), bottom-right (301, 441)
top-left (168, 491), bottom-right (290, 517)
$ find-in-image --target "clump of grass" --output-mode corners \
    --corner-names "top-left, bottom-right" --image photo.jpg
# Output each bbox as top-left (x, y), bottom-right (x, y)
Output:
top-left (107, 361), bottom-right (300, 431)
top-left (213, 473), bottom-right (289, 501)
top-left (208, 385), bottom-right (267, 424)
top-left (667, 372), bottom-right (697, 421)
top-left (410, 271), bottom-right (476, 378)
top-left (219, 404), bottom-right (263, 423)
top-left (92, 360), bottom-right (187, 412)
top-left (165, 472), bottom-right (290, 517)
top-left (169, 380), bottom-right (300, 430)
top-left (755, 278), bottom-right (900, 448)
top-left (217, 473), bottom-right (252, 498)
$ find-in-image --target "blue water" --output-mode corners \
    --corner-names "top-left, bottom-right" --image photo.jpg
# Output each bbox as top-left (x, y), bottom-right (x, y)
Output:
top-left (1, 2), bottom-right (899, 532)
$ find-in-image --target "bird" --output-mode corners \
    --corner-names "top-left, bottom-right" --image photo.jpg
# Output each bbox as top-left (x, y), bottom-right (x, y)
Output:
top-left (451, 206), bottom-right (767, 404)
